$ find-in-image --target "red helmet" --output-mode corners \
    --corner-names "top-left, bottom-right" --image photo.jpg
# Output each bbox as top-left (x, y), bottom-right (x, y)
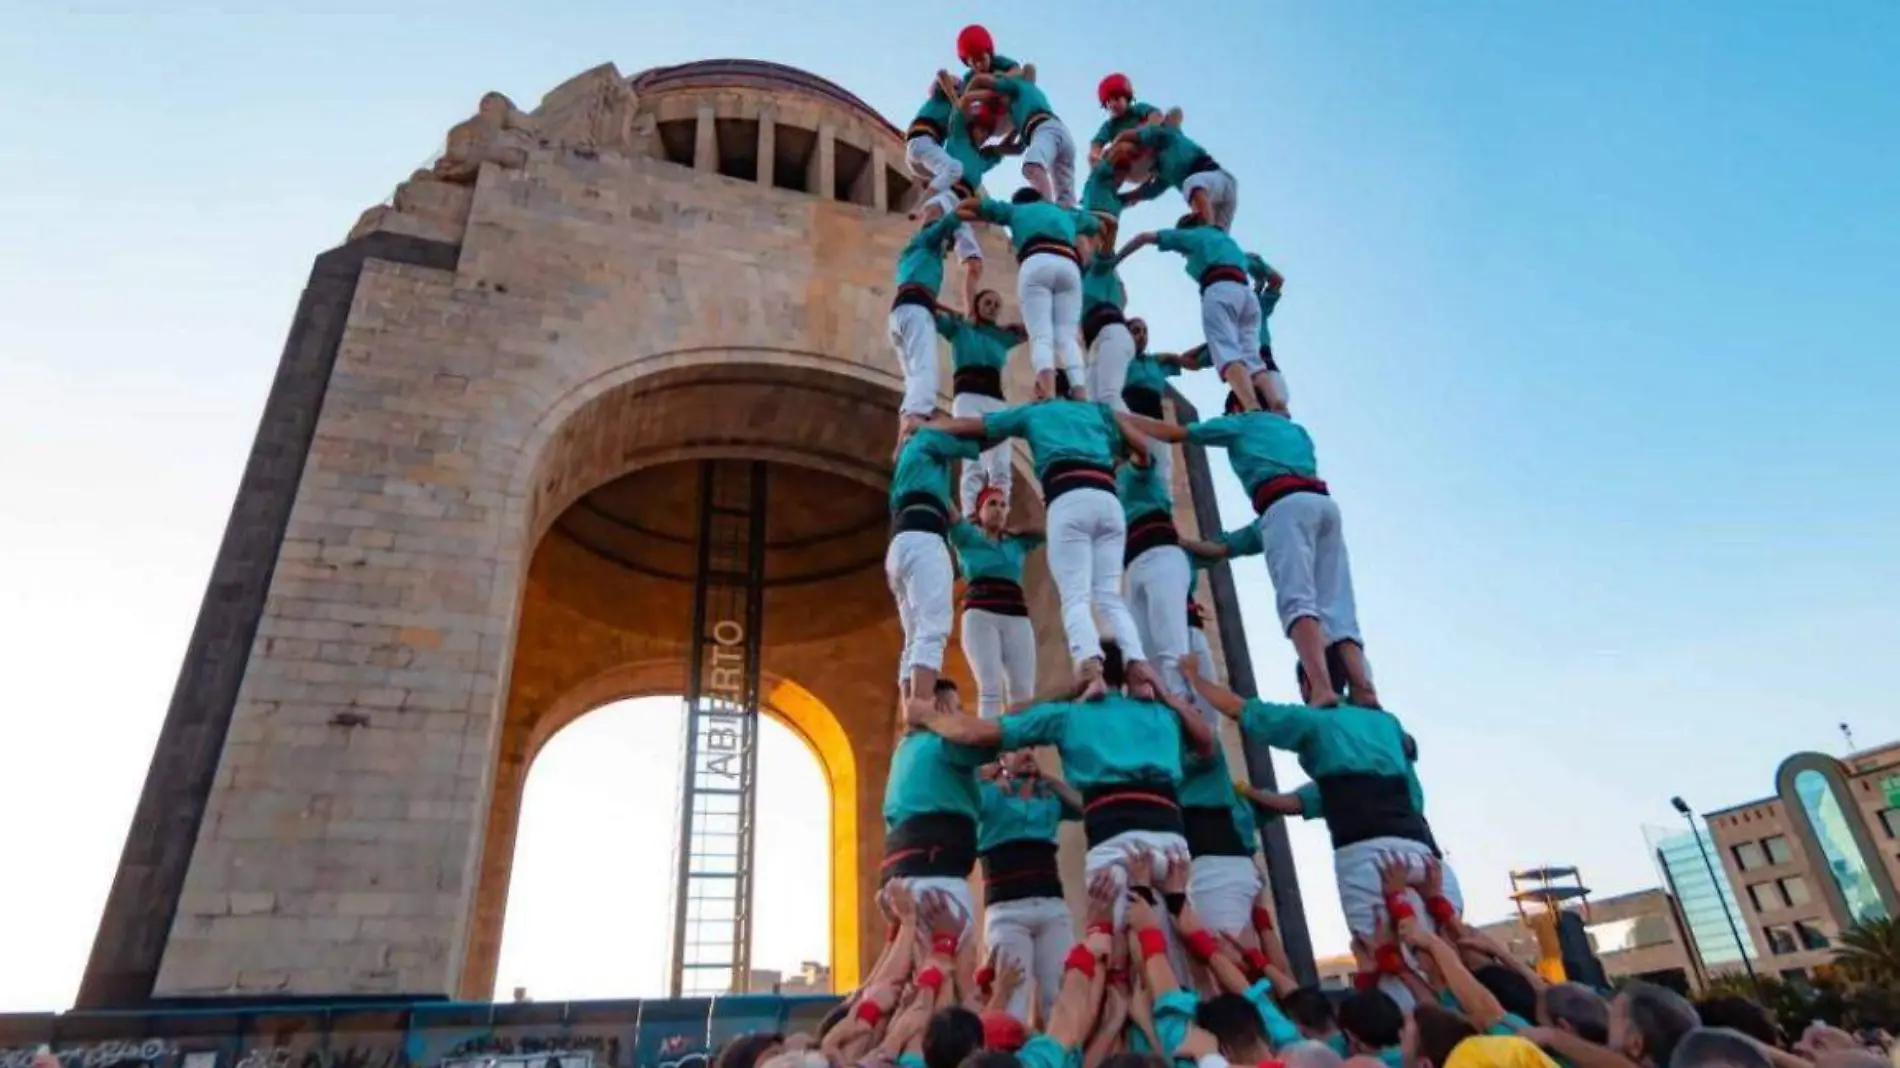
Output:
top-left (957, 24), bottom-right (995, 64)
top-left (1098, 73), bottom-right (1134, 106)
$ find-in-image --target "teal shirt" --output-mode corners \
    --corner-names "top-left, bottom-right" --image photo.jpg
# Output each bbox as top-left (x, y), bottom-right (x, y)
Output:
top-left (1081, 257), bottom-right (1127, 312)
top-left (1179, 745), bottom-right (1259, 850)
top-left (1156, 983), bottom-right (1297, 1062)
top-left (947, 521), bottom-right (1041, 584)
top-left (1132, 124), bottom-right (1214, 189)
top-left (1080, 158), bottom-right (1127, 219)
top-left (1183, 413), bottom-right (1320, 497)
top-left (883, 730), bottom-right (992, 830)
top-left (893, 213), bottom-right (963, 293)
top-left (943, 109), bottom-right (999, 190)
top-left (1155, 226), bottom-right (1249, 282)
top-left (1124, 353), bottom-right (1182, 395)
top-left (912, 84), bottom-right (954, 133)
top-left (1239, 699), bottom-right (1424, 810)
top-left (1092, 101), bottom-right (1161, 147)
top-left (983, 399), bottom-right (1123, 479)
top-left (1116, 457), bottom-right (1173, 522)
top-left (1215, 520), bottom-right (1264, 559)
top-left (976, 777), bottom-right (1075, 852)
top-left (1000, 695), bottom-right (1185, 790)
top-left (975, 197), bottom-right (1101, 256)
top-left (936, 313), bottom-right (1022, 372)
top-left (1016, 1035), bottom-right (1071, 1068)
top-left (990, 73), bottom-right (1055, 129)
top-left (890, 428), bottom-right (982, 516)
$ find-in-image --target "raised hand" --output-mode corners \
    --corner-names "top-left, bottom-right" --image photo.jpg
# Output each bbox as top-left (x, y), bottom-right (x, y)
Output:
top-left (1159, 845), bottom-right (1191, 896)
top-left (888, 881), bottom-right (917, 923)
top-left (1085, 868), bottom-right (1119, 930)
top-left (1124, 845), bottom-right (1155, 889)
top-left (1376, 852), bottom-right (1413, 899)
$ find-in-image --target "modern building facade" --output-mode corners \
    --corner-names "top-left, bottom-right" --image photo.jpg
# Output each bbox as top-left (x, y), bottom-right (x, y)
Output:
top-left (1700, 742), bottom-right (1900, 980)
top-left (1648, 825), bottom-right (1753, 983)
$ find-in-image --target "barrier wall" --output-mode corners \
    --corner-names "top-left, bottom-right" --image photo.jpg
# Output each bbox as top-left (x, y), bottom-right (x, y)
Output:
top-left (0, 997), bottom-right (840, 1068)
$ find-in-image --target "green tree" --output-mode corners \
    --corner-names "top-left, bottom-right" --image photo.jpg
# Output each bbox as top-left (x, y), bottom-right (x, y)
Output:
top-left (1832, 917), bottom-right (1900, 986)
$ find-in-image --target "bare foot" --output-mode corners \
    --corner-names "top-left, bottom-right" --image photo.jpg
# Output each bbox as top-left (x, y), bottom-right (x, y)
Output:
top-left (1305, 686), bottom-right (1341, 709)
top-left (1075, 657), bottom-right (1107, 701)
top-left (1034, 369), bottom-right (1056, 400)
top-left (904, 695), bottom-right (938, 728)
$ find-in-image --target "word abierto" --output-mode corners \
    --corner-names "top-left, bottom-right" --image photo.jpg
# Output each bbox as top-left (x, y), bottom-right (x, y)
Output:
top-left (696, 619), bottom-right (752, 781)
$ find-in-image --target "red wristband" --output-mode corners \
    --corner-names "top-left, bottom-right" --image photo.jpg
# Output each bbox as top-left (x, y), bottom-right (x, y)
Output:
top-left (1253, 906), bottom-right (1275, 932)
top-left (1352, 971), bottom-right (1379, 992)
top-left (1065, 943), bottom-right (1098, 979)
top-left (1243, 948), bottom-right (1270, 977)
top-left (1107, 968), bottom-right (1130, 986)
top-left (1374, 944), bottom-right (1405, 976)
top-left (932, 934), bottom-right (959, 956)
top-left (856, 999), bottom-right (885, 1025)
top-left (1087, 921), bottom-right (1114, 937)
top-left (1386, 898), bottom-right (1417, 923)
top-left (1426, 896), bottom-right (1458, 925)
top-left (916, 965), bottom-right (946, 993)
top-left (973, 965), bottom-right (995, 991)
top-left (1184, 928), bottom-right (1220, 962)
top-left (1137, 926), bottom-right (1168, 959)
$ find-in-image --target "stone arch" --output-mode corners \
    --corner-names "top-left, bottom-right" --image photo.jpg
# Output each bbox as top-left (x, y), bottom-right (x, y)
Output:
top-left (459, 352), bottom-right (1050, 998)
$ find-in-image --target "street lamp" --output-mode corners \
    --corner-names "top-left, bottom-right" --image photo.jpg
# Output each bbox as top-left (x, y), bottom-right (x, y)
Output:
top-left (1671, 795), bottom-right (1762, 995)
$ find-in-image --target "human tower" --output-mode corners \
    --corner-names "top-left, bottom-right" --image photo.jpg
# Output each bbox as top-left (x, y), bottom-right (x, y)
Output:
top-left (867, 23), bottom-right (1465, 1032)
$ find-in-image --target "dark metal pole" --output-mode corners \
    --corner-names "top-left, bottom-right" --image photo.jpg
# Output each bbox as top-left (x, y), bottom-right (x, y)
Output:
top-left (1173, 388), bottom-right (1317, 985)
top-left (1677, 802), bottom-right (1761, 995)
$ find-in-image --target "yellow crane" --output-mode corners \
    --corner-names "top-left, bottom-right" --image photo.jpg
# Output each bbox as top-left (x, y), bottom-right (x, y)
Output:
top-left (1510, 866), bottom-right (1593, 984)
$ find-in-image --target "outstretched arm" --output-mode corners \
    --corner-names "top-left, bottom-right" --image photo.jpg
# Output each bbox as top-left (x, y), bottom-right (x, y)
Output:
top-left (1117, 411), bottom-right (1187, 445)
top-left (1117, 418), bottom-right (1152, 467)
top-left (1157, 686), bottom-right (1214, 755)
top-left (1115, 230), bottom-right (1159, 261)
top-left (1238, 784), bottom-right (1305, 816)
top-left (909, 704), bottom-right (1005, 747)
top-left (1183, 654), bottom-right (1246, 720)
top-left (931, 415), bottom-right (988, 438)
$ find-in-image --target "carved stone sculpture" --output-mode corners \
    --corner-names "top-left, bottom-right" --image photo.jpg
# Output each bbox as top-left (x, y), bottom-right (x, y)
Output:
top-left (432, 91), bottom-right (536, 184)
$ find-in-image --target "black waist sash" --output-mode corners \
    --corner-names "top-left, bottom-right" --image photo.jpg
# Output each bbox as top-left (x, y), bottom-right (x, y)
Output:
top-left (1312, 773), bottom-right (1435, 852)
top-left (1022, 111), bottom-right (1055, 139)
top-left (1041, 459), bottom-right (1116, 504)
top-left (1080, 782), bottom-right (1183, 848)
top-left (891, 491), bottom-right (950, 537)
top-left (963, 577), bottom-right (1028, 617)
top-left (953, 365), bottom-right (1004, 400)
top-left (1184, 806), bottom-right (1252, 858)
top-left (981, 839), bottom-right (1064, 904)
top-left (1019, 238), bottom-right (1080, 266)
top-left (1185, 153), bottom-right (1222, 178)
top-left (1199, 264), bottom-right (1250, 293)
top-left (907, 117), bottom-right (947, 142)
top-left (882, 813), bottom-right (979, 881)
top-left (1250, 474), bottom-right (1330, 516)
top-left (893, 283), bottom-right (937, 311)
top-left (1123, 384), bottom-right (1165, 419)
top-left (1125, 511), bottom-right (1181, 565)
top-left (1082, 302), bottom-right (1128, 347)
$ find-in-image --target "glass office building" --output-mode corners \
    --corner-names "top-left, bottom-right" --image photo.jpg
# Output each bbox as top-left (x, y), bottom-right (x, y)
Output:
top-left (1648, 825), bottom-right (1751, 971)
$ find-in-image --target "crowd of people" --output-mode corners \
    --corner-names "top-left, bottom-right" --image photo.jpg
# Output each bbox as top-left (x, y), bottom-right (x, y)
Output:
top-left (848, 22), bottom-right (1897, 1068)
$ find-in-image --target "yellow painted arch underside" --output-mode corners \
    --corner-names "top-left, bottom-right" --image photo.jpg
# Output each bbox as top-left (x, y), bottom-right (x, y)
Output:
top-left (765, 678), bottom-right (861, 989)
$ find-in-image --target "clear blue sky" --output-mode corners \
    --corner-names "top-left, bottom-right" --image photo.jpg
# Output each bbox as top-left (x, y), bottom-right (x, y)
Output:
top-left (2, 1), bottom-right (1898, 1007)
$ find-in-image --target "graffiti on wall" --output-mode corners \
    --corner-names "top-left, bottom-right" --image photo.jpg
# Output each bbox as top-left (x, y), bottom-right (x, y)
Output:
top-left (0, 1041), bottom-right (175, 1068)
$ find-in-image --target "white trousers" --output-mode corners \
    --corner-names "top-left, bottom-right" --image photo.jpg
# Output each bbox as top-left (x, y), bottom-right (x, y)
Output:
top-left (922, 187), bottom-right (985, 263)
top-left (1087, 322), bottom-right (1137, 412)
top-left (953, 391), bottom-right (1011, 514)
top-left (1189, 855), bottom-right (1263, 935)
top-left (1335, 837), bottom-right (1463, 1009)
top-left (889, 303), bottom-right (940, 417)
top-left (1258, 493), bottom-right (1361, 643)
top-left (1181, 167), bottom-right (1239, 231)
top-left (1084, 830), bottom-right (1191, 929)
top-left (984, 896), bottom-right (1074, 1020)
top-left (1126, 545), bottom-right (1193, 698)
top-left (1201, 280), bottom-right (1263, 375)
top-left (905, 134), bottom-right (963, 195)
top-left (886, 531), bottom-right (954, 682)
top-left (1018, 253), bottom-right (1084, 382)
top-left (891, 874), bottom-right (977, 938)
top-left (1046, 488), bottom-right (1144, 667)
top-left (1186, 626), bottom-right (1222, 735)
top-left (1023, 119), bottom-right (1078, 207)
top-left (960, 607), bottom-right (1037, 719)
